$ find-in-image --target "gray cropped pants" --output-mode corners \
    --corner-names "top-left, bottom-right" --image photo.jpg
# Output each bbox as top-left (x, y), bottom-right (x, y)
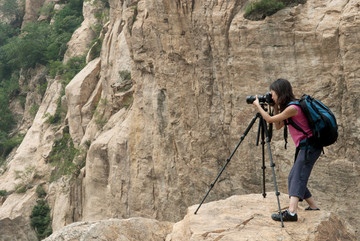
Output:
top-left (288, 145), bottom-right (322, 201)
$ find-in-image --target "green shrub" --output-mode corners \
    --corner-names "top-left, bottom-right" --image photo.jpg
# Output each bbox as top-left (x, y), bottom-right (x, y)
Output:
top-left (119, 70), bottom-right (131, 81)
top-left (39, 3), bottom-right (55, 18)
top-left (89, 37), bottom-right (103, 59)
top-left (0, 190), bottom-right (7, 196)
top-left (9, 22), bottom-right (52, 69)
top-left (245, 0), bottom-right (285, 20)
top-left (0, 133), bottom-right (24, 158)
top-left (37, 82), bottom-right (48, 96)
top-left (0, 0), bottom-right (23, 26)
top-left (36, 185), bottom-right (47, 198)
top-left (48, 128), bottom-right (80, 182)
top-left (0, 23), bottom-right (19, 47)
top-left (0, 93), bottom-right (15, 133)
top-left (49, 55), bottom-right (86, 83)
top-left (15, 183), bottom-right (27, 193)
top-left (244, 0), bottom-right (306, 20)
top-left (30, 104), bottom-right (39, 117)
top-left (30, 199), bottom-right (52, 240)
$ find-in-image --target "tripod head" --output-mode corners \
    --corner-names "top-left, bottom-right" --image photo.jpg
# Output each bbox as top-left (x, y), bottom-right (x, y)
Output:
top-left (257, 104), bottom-right (273, 144)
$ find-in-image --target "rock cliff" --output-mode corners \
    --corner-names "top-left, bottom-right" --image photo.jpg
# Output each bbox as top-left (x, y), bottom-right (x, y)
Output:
top-left (0, 0), bottom-right (360, 240)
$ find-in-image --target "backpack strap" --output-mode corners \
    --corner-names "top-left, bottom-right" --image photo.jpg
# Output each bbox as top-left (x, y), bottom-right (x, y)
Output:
top-left (284, 123), bottom-right (288, 149)
top-left (287, 118), bottom-right (308, 136)
top-left (283, 100), bottom-right (303, 149)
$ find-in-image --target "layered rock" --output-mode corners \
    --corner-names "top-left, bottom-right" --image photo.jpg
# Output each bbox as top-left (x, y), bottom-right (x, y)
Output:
top-left (65, 58), bottom-right (102, 145)
top-left (0, 79), bottom-right (63, 240)
top-left (0, 192), bottom-right (38, 241)
top-left (43, 217), bottom-right (173, 241)
top-left (167, 194), bottom-right (356, 241)
top-left (22, 0), bottom-right (45, 27)
top-left (78, 0), bottom-right (360, 231)
top-left (43, 194), bottom-right (356, 241)
top-left (63, 0), bottom-right (109, 62)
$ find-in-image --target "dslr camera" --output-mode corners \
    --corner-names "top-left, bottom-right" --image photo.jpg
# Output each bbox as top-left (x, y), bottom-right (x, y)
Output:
top-left (246, 92), bottom-right (274, 105)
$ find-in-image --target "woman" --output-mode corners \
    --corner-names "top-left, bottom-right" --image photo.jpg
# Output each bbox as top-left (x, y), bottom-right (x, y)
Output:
top-left (253, 78), bottom-right (321, 222)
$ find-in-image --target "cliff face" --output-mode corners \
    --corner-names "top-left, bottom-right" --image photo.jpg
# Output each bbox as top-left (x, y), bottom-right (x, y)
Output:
top-left (79, 0), bottom-right (359, 226)
top-left (0, 0), bottom-right (359, 240)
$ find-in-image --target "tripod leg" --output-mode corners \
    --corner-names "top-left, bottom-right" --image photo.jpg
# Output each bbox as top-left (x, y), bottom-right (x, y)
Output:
top-left (261, 117), bottom-right (284, 227)
top-left (257, 119), bottom-right (266, 198)
top-left (261, 122), bottom-right (266, 198)
top-left (194, 113), bottom-right (261, 214)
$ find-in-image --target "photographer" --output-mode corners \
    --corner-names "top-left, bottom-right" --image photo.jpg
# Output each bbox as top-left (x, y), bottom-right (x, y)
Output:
top-left (252, 78), bottom-right (322, 222)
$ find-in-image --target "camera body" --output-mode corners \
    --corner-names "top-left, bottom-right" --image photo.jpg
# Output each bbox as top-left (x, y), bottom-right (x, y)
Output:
top-left (246, 92), bottom-right (274, 105)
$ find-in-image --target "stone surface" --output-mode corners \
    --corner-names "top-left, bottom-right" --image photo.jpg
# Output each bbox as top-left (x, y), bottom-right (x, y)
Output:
top-left (65, 57), bottom-right (101, 145)
top-left (63, 0), bottom-right (108, 62)
top-left (0, 78), bottom-right (63, 240)
top-left (167, 194), bottom-right (356, 241)
top-left (42, 194), bottom-right (356, 241)
top-left (21, 0), bottom-right (45, 27)
top-left (0, 78), bottom-right (63, 191)
top-left (0, 191), bottom-right (38, 241)
top-left (43, 217), bottom-right (173, 241)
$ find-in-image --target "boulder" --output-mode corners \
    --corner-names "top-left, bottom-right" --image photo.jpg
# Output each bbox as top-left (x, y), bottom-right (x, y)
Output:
top-left (43, 217), bottom-right (173, 241)
top-left (166, 194), bottom-right (356, 241)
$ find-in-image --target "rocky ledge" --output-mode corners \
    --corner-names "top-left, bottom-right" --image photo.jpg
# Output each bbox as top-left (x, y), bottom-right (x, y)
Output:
top-left (44, 193), bottom-right (356, 241)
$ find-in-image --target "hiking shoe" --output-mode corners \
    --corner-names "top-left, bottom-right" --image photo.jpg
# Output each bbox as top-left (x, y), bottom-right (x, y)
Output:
top-left (271, 210), bottom-right (298, 222)
top-left (305, 206), bottom-right (320, 211)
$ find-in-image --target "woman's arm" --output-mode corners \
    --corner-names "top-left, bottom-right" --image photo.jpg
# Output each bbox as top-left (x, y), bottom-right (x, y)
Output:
top-left (253, 96), bottom-right (297, 130)
top-left (272, 104), bottom-right (284, 129)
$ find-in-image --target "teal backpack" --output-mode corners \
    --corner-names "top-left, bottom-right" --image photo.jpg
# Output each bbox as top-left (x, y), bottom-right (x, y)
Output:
top-left (285, 94), bottom-right (338, 148)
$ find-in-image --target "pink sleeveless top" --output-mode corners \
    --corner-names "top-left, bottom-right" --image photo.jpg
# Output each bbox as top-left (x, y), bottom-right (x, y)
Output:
top-left (288, 105), bottom-right (312, 147)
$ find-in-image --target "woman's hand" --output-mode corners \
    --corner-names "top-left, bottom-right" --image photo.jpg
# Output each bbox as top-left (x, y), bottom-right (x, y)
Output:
top-left (253, 95), bottom-right (260, 107)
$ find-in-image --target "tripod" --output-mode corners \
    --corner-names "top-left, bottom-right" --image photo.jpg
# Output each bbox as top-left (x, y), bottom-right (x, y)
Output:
top-left (194, 105), bottom-right (284, 227)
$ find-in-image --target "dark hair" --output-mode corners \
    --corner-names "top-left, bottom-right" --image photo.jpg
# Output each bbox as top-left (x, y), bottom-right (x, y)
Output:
top-left (270, 78), bottom-right (296, 111)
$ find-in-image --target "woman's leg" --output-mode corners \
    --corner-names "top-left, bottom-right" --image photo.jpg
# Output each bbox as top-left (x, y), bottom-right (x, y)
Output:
top-left (289, 196), bottom-right (299, 214)
top-left (288, 146), bottom-right (321, 203)
top-left (305, 196), bottom-right (319, 209)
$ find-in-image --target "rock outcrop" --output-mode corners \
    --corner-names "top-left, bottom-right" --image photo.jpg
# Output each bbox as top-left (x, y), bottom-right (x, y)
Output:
top-left (43, 217), bottom-right (173, 241)
top-left (167, 194), bottom-right (356, 241)
top-left (63, 0), bottom-right (108, 62)
top-left (43, 194), bottom-right (356, 241)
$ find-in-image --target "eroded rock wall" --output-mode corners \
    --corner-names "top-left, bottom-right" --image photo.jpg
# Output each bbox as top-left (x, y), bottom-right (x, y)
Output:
top-left (79, 0), bottom-right (360, 232)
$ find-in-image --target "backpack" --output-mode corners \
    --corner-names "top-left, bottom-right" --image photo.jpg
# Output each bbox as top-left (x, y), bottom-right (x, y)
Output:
top-left (285, 94), bottom-right (338, 148)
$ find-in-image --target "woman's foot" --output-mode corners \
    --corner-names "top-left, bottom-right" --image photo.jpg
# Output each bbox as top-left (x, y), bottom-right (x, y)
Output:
top-left (271, 210), bottom-right (298, 221)
top-left (305, 206), bottom-right (320, 211)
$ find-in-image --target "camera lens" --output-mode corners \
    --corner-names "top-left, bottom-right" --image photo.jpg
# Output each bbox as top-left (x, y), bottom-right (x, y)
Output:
top-left (246, 96), bottom-right (256, 104)
top-left (246, 92), bottom-right (273, 105)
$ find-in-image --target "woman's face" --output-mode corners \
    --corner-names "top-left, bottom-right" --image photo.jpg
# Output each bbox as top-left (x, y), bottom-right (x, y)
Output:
top-left (270, 90), bottom-right (278, 103)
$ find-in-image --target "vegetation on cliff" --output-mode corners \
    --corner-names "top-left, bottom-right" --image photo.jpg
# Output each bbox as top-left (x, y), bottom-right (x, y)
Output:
top-left (0, 0), bottom-right (84, 165)
top-left (244, 0), bottom-right (306, 20)
top-left (30, 186), bottom-right (52, 240)
top-left (47, 126), bottom-right (85, 182)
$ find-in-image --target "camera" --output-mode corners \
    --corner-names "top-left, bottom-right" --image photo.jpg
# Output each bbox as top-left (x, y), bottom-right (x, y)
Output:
top-left (246, 92), bottom-right (274, 105)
